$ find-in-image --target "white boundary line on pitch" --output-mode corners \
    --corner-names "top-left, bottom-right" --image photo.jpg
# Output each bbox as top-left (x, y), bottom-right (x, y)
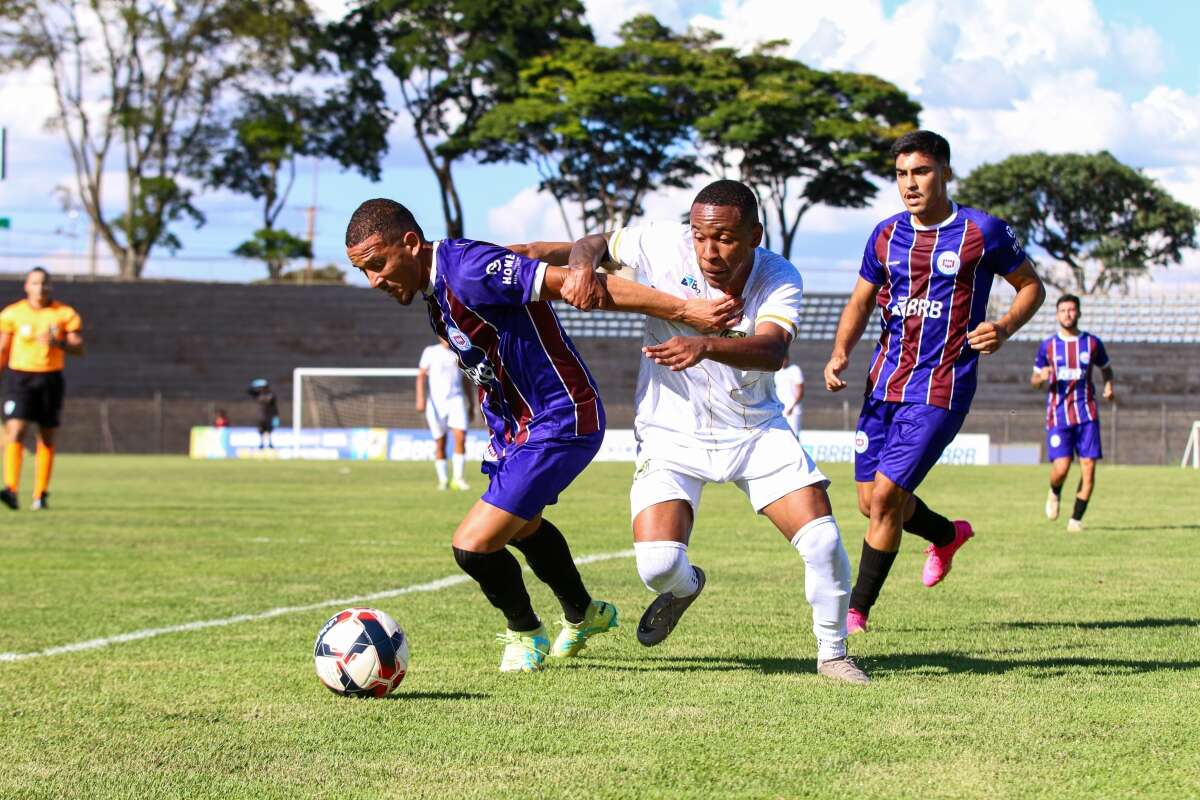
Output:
top-left (0, 549), bottom-right (635, 664)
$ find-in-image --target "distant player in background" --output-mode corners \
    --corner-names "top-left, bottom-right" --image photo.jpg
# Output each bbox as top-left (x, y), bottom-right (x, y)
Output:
top-left (825, 130), bottom-right (1045, 633)
top-left (0, 267), bottom-right (84, 511)
top-left (417, 338), bottom-right (472, 491)
top-left (214, 408), bottom-right (230, 428)
top-left (1032, 295), bottom-right (1114, 532)
top-left (345, 198), bottom-right (740, 673)
top-left (248, 379), bottom-right (279, 449)
top-left (774, 355), bottom-right (804, 439)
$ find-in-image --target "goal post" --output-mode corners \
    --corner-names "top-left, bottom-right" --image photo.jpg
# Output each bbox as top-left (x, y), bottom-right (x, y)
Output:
top-left (292, 367), bottom-right (421, 459)
top-left (1182, 420), bottom-right (1200, 469)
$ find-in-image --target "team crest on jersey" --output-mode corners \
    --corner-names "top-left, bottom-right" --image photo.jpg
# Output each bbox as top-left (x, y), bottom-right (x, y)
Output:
top-left (854, 430), bottom-right (869, 454)
top-left (1080, 350), bottom-right (1090, 364)
top-left (680, 275), bottom-right (700, 294)
top-left (935, 251), bottom-right (961, 276)
top-left (446, 326), bottom-right (472, 351)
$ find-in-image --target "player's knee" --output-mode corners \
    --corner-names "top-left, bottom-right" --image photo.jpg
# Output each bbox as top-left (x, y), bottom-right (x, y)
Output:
top-left (791, 515), bottom-right (844, 563)
top-left (634, 540), bottom-right (692, 594)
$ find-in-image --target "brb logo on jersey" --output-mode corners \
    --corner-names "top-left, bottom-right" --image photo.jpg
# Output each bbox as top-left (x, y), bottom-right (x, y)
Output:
top-left (889, 295), bottom-right (944, 319)
top-left (680, 275), bottom-right (700, 294)
top-left (935, 251), bottom-right (961, 276)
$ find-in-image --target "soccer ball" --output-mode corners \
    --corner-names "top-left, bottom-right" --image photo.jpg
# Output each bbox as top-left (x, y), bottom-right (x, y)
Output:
top-left (313, 607), bottom-right (409, 697)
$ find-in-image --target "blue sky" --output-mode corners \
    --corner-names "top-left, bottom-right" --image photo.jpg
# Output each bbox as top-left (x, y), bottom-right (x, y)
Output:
top-left (2, 0), bottom-right (1200, 293)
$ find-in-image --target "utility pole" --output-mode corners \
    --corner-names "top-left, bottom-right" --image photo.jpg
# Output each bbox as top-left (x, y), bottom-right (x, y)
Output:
top-left (304, 158), bottom-right (318, 285)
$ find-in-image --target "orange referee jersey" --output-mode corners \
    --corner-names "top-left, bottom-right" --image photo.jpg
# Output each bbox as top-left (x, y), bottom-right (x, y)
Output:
top-left (0, 299), bottom-right (83, 373)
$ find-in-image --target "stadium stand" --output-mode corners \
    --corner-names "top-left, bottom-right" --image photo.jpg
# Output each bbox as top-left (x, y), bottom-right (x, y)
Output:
top-left (4, 278), bottom-right (1195, 462)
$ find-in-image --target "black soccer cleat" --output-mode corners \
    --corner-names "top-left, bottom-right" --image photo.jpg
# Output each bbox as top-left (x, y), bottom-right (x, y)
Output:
top-left (31, 492), bottom-right (49, 511)
top-left (0, 487), bottom-right (17, 510)
top-left (636, 566), bottom-right (706, 647)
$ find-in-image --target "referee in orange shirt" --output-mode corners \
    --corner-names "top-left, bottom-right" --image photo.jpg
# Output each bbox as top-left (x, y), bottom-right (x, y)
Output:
top-left (0, 267), bottom-right (84, 510)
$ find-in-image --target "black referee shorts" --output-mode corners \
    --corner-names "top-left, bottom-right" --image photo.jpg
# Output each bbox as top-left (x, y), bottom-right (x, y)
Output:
top-left (2, 369), bottom-right (66, 428)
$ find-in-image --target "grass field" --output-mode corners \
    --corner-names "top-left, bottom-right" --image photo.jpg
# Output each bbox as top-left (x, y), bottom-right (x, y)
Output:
top-left (1, 456), bottom-right (1198, 799)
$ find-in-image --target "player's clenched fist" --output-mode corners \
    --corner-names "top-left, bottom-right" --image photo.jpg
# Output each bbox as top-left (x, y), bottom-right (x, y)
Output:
top-left (680, 296), bottom-right (743, 334)
top-left (643, 336), bottom-right (708, 371)
top-left (824, 353), bottom-right (849, 392)
top-left (966, 320), bottom-right (1009, 354)
top-left (560, 267), bottom-right (607, 312)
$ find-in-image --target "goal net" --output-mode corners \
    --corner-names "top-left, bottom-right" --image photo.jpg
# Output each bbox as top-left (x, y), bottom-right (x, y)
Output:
top-left (292, 368), bottom-right (421, 458)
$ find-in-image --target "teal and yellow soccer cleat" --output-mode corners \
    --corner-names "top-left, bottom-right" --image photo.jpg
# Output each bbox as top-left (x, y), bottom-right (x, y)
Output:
top-left (550, 600), bottom-right (619, 658)
top-left (497, 626), bottom-right (549, 673)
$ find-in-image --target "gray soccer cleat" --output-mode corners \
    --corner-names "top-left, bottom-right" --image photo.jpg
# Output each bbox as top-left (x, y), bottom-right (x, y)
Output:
top-left (636, 567), bottom-right (706, 647)
top-left (817, 655), bottom-right (871, 685)
top-left (1045, 489), bottom-right (1060, 520)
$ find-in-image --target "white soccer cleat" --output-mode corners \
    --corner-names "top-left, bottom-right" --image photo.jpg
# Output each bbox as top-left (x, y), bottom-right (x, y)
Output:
top-left (450, 479), bottom-right (470, 491)
top-left (1067, 518), bottom-right (1084, 532)
top-left (1045, 489), bottom-right (1060, 520)
top-left (437, 480), bottom-right (448, 491)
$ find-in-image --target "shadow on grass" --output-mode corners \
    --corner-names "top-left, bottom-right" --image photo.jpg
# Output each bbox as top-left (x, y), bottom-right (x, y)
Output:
top-left (1001, 617), bottom-right (1199, 630)
top-left (382, 691), bottom-right (490, 701)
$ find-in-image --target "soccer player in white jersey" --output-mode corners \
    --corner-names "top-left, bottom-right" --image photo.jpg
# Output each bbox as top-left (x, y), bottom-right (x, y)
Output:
top-left (774, 356), bottom-right (804, 439)
top-left (417, 338), bottom-right (473, 490)
top-left (545, 180), bottom-right (868, 684)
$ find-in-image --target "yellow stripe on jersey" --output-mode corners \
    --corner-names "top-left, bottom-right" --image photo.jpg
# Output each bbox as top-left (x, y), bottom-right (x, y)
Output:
top-left (608, 229), bottom-right (626, 266)
top-left (756, 313), bottom-right (797, 335)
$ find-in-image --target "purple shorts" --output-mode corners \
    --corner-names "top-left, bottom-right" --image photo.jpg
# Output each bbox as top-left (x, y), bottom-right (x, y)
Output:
top-left (853, 397), bottom-right (966, 492)
top-left (1047, 422), bottom-right (1102, 461)
top-left (480, 431), bottom-right (604, 520)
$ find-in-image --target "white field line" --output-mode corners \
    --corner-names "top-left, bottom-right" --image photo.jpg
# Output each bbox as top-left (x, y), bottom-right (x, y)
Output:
top-left (0, 549), bottom-right (635, 664)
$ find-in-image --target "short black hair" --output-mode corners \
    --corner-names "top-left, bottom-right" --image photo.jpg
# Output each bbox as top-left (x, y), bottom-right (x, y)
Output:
top-left (345, 199), bottom-right (425, 248)
top-left (1057, 294), bottom-right (1081, 311)
top-left (890, 130), bottom-right (951, 166)
top-left (29, 266), bottom-right (50, 280)
top-left (692, 179), bottom-right (759, 228)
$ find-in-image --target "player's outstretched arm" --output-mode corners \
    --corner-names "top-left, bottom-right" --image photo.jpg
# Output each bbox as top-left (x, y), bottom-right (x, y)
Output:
top-left (825, 277), bottom-right (879, 392)
top-left (540, 266), bottom-right (742, 335)
top-left (967, 261), bottom-right (1045, 354)
top-left (643, 322), bottom-right (790, 372)
top-left (506, 241), bottom-right (572, 266)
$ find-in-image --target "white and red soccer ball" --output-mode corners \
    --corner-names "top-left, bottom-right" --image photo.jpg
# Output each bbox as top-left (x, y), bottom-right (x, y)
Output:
top-left (314, 607), bottom-right (409, 697)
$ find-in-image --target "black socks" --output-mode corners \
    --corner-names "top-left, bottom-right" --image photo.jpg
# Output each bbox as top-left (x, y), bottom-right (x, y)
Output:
top-left (849, 541), bottom-right (898, 615)
top-left (1050, 483), bottom-right (1063, 497)
top-left (903, 496), bottom-right (955, 548)
top-left (452, 547), bottom-right (540, 632)
top-left (510, 519), bottom-right (591, 623)
top-left (1072, 496), bottom-right (1089, 521)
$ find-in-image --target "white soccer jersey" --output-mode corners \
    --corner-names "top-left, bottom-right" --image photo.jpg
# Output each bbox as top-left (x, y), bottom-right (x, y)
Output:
top-left (774, 364), bottom-right (804, 410)
top-left (419, 344), bottom-right (465, 406)
top-left (609, 222), bottom-right (804, 449)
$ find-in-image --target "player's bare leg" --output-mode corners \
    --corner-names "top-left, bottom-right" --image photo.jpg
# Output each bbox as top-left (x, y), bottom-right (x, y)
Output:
top-left (760, 486), bottom-right (867, 685)
top-left (633, 500), bottom-right (705, 646)
top-left (433, 433), bottom-right (449, 490)
top-left (1047, 456), bottom-right (1072, 520)
top-left (1, 418), bottom-right (28, 510)
top-left (31, 425), bottom-right (56, 510)
top-left (449, 427), bottom-right (469, 491)
top-left (1067, 458), bottom-right (1096, 531)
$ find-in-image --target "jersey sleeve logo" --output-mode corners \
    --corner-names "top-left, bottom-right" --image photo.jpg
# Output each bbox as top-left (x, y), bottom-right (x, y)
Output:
top-left (485, 253), bottom-right (521, 286)
top-left (935, 251), bottom-right (960, 276)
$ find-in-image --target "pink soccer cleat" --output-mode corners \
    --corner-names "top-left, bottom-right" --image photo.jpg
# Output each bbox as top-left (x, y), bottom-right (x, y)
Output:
top-left (847, 608), bottom-right (869, 635)
top-left (922, 520), bottom-right (974, 587)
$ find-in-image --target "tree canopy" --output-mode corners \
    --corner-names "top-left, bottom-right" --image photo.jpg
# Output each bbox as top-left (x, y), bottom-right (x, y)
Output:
top-left (956, 151), bottom-right (1200, 294)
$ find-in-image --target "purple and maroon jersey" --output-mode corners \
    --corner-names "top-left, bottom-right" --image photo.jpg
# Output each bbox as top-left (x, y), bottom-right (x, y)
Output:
top-left (859, 203), bottom-right (1026, 412)
top-left (422, 239), bottom-right (603, 455)
top-left (1035, 332), bottom-right (1109, 429)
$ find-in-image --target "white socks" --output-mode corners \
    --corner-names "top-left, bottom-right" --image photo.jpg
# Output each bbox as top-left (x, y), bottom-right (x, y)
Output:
top-left (434, 459), bottom-right (448, 484)
top-left (451, 452), bottom-right (465, 481)
top-left (790, 515), bottom-right (852, 661)
top-left (634, 541), bottom-right (701, 597)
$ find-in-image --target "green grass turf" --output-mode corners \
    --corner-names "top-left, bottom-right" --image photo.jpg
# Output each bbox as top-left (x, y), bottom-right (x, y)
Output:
top-left (0, 456), bottom-right (1198, 799)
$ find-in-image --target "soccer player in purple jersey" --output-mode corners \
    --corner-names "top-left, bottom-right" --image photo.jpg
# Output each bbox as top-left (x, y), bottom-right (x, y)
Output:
top-left (824, 130), bottom-right (1046, 633)
top-left (1032, 295), bottom-right (1115, 532)
top-left (344, 198), bottom-right (741, 673)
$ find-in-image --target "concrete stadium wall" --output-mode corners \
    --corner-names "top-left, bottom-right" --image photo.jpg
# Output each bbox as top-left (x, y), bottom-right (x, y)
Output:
top-left (6, 279), bottom-right (1198, 463)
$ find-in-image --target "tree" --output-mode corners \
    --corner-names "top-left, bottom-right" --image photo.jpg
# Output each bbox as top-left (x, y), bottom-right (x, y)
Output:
top-left (956, 151), bottom-right (1200, 294)
top-left (0, 0), bottom-right (320, 279)
top-left (472, 16), bottom-right (740, 237)
top-left (696, 47), bottom-right (919, 258)
top-left (334, 0), bottom-right (591, 238)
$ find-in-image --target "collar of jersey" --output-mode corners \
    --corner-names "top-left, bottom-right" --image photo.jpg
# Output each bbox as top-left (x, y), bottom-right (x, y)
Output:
top-left (424, 240), bottom-right (441, 296)
top-left (909, 202), bottom-right (958, 231)
top-left (1057, 330), bottom-right (1080, 342)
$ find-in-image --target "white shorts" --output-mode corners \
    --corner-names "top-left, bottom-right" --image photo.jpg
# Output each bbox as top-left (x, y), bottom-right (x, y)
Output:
top-left (425, 396), bottom-right (468, 439)
top-left (630, 421), bottom-right (829, 519)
